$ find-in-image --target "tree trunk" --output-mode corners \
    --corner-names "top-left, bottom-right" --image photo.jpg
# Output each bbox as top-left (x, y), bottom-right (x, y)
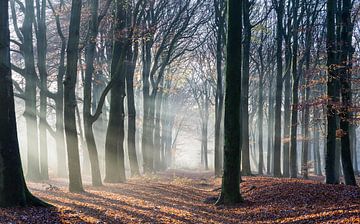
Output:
top-left (35, 0), bottom-right (49, 180)
top-left (267, 78), bottom-right (274, 175)
top-left (23, 0), bottom-right (41, 182)
top-left (241, 0), bottom-right (251, 176)
top-left (126, 42), bottom-right (140, 176)
top-left (339, 0), bottom-right (356, 186)
top-left (216, 0), bottom-right (243, 206)
top-left (273, 0), bottom-right (285, 177)
top-left (214, 0), bottom-right (225, 177)
top-left (83, 0), bottom-right (102, 187)
top-left (289, 0), bottom-right (300, 178)
top-left (257, 65), bottom-right (264, 175)
top-left (0, 0), bottom-right (47, 207)
top-left (63, 0), bottom-right (84, 193)
top-left (325, 0), bottom-right (338, 185)
top-left (104, 0), bottom-right (128, 183)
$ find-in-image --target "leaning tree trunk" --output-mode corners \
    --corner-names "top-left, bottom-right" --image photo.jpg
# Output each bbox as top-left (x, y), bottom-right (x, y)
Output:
top-left (49, 0), bottom-right (67, 178)
top-left (83, 0), bottom-right (102, 187)
top-left (216, 0), bottom-right (243, 206)
top-left (0, 0), bottom-right (47, 207)
top-left (63, 0), bottom-right (84, 193)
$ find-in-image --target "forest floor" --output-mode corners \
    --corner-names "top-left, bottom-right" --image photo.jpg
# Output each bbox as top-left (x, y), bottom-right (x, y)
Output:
top-left (1, 170), bottom-right (360, 224)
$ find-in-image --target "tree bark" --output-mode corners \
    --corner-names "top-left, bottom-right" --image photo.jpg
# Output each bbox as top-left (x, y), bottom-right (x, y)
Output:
top-left (23, 0), bottom-right (41, 181)
top-left (273, 0), bottom-right (285, 177)
top-left (216, 0), bottom-right (243, 206)
top-left (241, 0), bottom-right (251, 176)
top-left (0, 0), bottom-right (48, 207)
top-left (325, 0), bottom-right (338, 185)
top-left (63, 0), bottom-right (84, 192)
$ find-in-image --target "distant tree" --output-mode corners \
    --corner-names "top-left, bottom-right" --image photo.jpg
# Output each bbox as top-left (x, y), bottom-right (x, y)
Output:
top-left (63, 0), bottom-right (84, 192)
top-left (273, 0), bottom-right (285, 177)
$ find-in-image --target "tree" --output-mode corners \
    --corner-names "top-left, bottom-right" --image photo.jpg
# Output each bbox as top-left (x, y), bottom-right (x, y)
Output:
top-left (216, 0), bottom-right (243, 206)
top-left (0, 0), bottom-right (47, 207)
top-left (273, 0), bottom-right (285, 177)
top-left (338, 0), bottom-right (356, 186)
top-left (289, 0), bottom-right (301, 179)
top-left (104, 0), bottom-right (129, 183)
top-left (325, 0), bottom-right (338, 185)
top-left (214, 0), bottom-right (226, 177)
top-left (64, 0), bottom-right (84, 192)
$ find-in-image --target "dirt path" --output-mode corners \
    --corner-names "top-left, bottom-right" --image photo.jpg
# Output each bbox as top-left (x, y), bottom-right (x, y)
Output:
top-left (1, 170), bottom-right (359, 223)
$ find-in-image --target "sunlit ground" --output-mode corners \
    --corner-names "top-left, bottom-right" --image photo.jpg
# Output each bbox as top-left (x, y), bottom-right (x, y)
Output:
top-left (1, 170), bottom-right (359, 224)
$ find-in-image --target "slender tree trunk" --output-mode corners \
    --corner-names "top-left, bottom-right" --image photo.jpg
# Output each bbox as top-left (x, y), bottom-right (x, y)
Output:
top-left (289, 0), bottom-right (300, 178)
top-left (241, 0), bottom-right (251, 176)
top-left (273, 0), bottom-right (285, 177)
top-left (49, 0), bottom-right (67, 178)
top-left (35, 0), bottom-right (49, 180)
top-left (63, 0), bottom-right (84, 193)
top-left (214, 0), bottom-right (225, 177)
top-left (257, 65), bottom-right (264, 175)
top-left (126, 42), bottom-right (140, 176)
top-left (83, 0), bottom-right (102, 187)
top-left (267, 79), bottom-right (274, 175)
top-left (154, 86), bottom-right (163, 171)
top-left (283, 12), bottom-right (292, 177)
top-left (142, 40), bottom-right (152, 173)
top-left (23, 0), bottom-right (41, 181)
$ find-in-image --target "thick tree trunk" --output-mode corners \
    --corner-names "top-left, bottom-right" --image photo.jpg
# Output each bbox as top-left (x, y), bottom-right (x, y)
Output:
top-left (325, 0), bottom-right (338, 185)
top-left (0, 0), bottom-right (47, 207)
top-left (216, 0), bottom-right (243, 205)
top-left (104, 0), bottom-right (128, 183)
top-left (63, 0), bottom-right (84, 193)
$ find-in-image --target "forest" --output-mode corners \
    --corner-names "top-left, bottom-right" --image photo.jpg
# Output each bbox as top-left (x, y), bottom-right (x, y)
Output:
top-left (0, 0), bottom-right (360, 223)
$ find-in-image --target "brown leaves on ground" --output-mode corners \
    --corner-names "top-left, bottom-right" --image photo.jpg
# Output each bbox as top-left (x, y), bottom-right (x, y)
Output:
top-left (1, 171), bottom-right (359, 223)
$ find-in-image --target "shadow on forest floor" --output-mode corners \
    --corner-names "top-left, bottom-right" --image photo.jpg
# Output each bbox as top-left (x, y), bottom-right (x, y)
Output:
top-left (1, 170), bottom-right (360, 223)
